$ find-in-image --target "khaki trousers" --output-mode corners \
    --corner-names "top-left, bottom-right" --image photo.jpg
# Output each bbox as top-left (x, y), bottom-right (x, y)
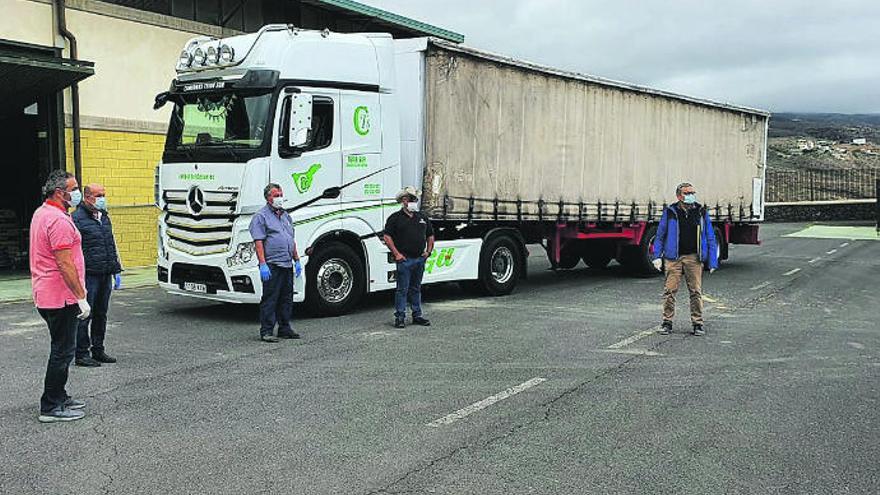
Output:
top-left (662, 254), bottom-right (703, 325)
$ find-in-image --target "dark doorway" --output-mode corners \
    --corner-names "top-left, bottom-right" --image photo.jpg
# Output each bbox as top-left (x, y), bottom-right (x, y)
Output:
top-left (0, 39), bottom-right (90, 275)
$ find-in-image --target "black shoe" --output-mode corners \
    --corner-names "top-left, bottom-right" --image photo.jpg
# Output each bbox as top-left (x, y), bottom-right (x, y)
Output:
top-left (278, 331), bottom-right (301, 340)
top-left (64, 398), bottom-right (86, 410)
top-left (658, 321), bottom-right (673, 335)
top-left (693, 324), bottom-right (705, 336)
top-left (394, 318), bottom-right (405, 329)
top-left (260, 335), bottom-right (280, 343)
top-left (412, 316), bottom-right (431, 327)
top-left (38, 406), bottom-right (85, 423)
top-left (92, 351), bottom-right (117, 363)
top-left (75, 357), bottom-right (102, 367)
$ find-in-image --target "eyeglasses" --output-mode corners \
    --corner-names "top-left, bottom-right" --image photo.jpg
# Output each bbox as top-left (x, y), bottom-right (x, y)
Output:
top-left (681, 191), bottom-right (696, 195)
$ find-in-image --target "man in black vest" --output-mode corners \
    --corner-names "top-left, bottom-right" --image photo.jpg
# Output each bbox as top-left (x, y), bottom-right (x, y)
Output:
top-left (72, 183), bottom-right (122, 367)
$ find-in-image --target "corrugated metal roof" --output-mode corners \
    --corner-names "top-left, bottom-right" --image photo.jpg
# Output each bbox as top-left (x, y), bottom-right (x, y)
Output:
top-left (305, 0), bottom-right (464, 43)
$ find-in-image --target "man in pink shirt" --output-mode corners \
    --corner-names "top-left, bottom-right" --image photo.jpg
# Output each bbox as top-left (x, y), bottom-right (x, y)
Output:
top-left (30, 170), bottom-right (92, 423)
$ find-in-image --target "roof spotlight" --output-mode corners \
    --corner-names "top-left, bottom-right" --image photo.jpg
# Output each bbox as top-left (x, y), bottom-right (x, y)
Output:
top-left (219, 44), bottom-right (235, 63)
top-left (178, 50), bottom-right (193, 68)
top-left (193, 47), bottom-right (207, 66)
top-left (206, 46), bottom-right (219, 65)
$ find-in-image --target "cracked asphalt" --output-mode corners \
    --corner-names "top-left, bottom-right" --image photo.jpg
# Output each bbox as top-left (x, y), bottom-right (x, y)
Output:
top-left (1, 223), bottom-right (878, 494)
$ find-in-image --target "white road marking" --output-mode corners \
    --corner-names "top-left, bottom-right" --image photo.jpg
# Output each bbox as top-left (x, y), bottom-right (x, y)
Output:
top-left (601, 349), bottom-right (662, 356)
top-left (840, 242), bottom-right (849, 247)
top-left (783, 268), bottom-right (801, 276)
top-left (826, 249), bottom-right (837, 255)
top-left (702, 295), bottom-right (718, 303)
top-left (426, 377), bottom-right (546, 427)
top-left (750, 281), bottom-right (771, 291)
top-left (720, 340), bottom-right (733, 344)
top-left (0, 328), bottom-right (40, 337)
top-left (808, 257), bottom-right (821, 264)
top-left (848, 342), bottom-right (866, 350)
top-left (607, 329), bottom-right (657, 349)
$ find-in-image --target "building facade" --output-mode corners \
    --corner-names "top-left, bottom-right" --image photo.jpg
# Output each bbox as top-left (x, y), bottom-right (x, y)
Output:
top-left (0, 0), bottom-right (461, 271)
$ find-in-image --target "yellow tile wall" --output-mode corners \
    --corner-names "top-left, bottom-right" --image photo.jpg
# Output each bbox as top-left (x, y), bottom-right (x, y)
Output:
top-left (65, 129), bottom-right (163, 268)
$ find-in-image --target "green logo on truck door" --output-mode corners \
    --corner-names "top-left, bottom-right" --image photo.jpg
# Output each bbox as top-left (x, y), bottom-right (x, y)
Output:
top-left (354, 106), bottom-right (370, 136)
top-left (425, 248), bottom-right (455, 274)
top-left (291, 163), bottom-right (321, 194)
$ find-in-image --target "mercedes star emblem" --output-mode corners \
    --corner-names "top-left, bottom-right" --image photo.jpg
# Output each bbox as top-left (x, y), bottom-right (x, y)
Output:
top-left (187, 186), bottom-right (205, 215)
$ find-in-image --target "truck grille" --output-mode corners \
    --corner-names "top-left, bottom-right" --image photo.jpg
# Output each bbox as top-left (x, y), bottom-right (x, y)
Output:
top-left (163, 189), bottom-right (238, 256)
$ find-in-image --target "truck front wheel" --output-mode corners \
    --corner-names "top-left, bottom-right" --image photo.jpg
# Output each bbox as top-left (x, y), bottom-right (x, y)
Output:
top-left (305, 242), bottom-right (365, 316)
top-left (619, 224), bottom-right (662, 277)
top-left (463, 234), bottom-right (523, 296)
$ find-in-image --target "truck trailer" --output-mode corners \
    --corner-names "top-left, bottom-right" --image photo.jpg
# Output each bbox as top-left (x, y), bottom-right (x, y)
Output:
top-left (154, 25), bottom-right (769, 315)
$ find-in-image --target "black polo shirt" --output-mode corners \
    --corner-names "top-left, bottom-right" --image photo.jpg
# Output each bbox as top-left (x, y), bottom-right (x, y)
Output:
top-left (677, 205), bottom-right (700, 255)
top-left (384, 209), bottom-right (434, 258)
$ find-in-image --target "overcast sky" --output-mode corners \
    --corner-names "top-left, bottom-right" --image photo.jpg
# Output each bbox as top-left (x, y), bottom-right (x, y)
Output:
top-left (362, 0), bottom-right (880, 114)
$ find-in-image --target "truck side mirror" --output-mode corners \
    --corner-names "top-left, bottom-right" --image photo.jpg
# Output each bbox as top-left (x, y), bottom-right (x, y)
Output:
top-left (288, 94), bottom-right (313, 149)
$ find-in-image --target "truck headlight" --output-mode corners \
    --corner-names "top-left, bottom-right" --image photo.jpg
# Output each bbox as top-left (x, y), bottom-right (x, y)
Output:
top-left (226, 242), bottom-right (256, 268)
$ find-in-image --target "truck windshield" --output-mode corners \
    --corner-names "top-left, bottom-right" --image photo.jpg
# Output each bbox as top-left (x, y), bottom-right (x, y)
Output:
top-left (163, 90), bottom-right (273, 163)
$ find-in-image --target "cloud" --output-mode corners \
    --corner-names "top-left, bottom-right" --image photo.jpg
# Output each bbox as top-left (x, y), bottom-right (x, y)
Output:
top-left (362, 0), bottom-right (880, 113)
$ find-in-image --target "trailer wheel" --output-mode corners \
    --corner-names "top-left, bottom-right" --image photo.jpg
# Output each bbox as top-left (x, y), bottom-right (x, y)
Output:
top-left (712, 225), bottom-right (726, 265)
top-left (466, 234), bottom-right (522, 296)
top-left (557, 245), bottom-right (581, 270)
top-left (582, 251), bottom-right (613, 269)
top-left (581, 242), bottom-right (614, 269)
top-left (305, 242), bottom-right (365, 316)
top-left (620, 224), bottom-right (662, 277)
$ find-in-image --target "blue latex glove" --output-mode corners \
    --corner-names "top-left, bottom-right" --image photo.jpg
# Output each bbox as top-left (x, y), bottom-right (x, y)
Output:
top-left (259, 263), bottom-right (272, 282)
top-left (294, 260), bottom-right (302, 278)
top-left (114, 273), bottom-right (122, 290)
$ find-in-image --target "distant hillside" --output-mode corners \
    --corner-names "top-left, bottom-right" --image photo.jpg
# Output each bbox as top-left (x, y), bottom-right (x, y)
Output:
top-left (769, 113), bottom-right (880, 142)
top-left (767, 113), bottom-right (880, 171)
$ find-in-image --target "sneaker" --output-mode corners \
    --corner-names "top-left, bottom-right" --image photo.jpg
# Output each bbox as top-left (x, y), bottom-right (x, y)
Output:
top-left (64, 398), bottom-right (86, 410)
top-left (75, 357), bottom-right (102, 367)
top-left (394, 318), bottom-right (406, 329)
top-left (92, 351), bottom-right (117, 363)
top-left (693, 324), bottom-right (705, 336)
top-left (260, 335), bottom-right (280, 343)
top-left (658, 321), bottom-right (673, 335)
top-left (278, 331), bottom-right (301, 340)
top-left (39, 407), bottom-right (85, 423)
top-left (412, 316), bottom-right (431, 327)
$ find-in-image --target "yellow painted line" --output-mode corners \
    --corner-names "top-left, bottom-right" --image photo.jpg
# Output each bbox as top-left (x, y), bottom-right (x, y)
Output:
top-left (702, 295), bottom-right (718, 303)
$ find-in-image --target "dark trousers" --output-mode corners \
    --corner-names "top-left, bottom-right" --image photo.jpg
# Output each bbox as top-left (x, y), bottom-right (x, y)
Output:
top-left (38, 305), bottom-right (79, 413)
top-left (395, 257), bottom-right (426, 319)
top-left (77, 273), bottom-right (113, 358)
top-left (260, 264), bottom-right (293, 337)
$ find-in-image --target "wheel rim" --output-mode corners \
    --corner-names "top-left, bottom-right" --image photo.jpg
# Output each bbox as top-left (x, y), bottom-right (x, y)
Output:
top-left (490, 246), bottom-right (515, 284)
top-left (316, 258), bottom-right (353, 303)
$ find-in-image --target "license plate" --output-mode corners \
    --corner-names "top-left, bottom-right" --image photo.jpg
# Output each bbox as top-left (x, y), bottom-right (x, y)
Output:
top-left (183, 282), bottom-right (207, 293)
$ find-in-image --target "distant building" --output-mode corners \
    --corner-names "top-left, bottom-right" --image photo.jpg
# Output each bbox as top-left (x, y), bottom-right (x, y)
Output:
top-left (852, 138), bottom-right (867, 145)
top-left (797, 139), bottom-right (816, 151)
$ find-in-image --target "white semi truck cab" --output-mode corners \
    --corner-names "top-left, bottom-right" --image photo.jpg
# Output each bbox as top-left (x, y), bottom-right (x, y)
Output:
top-left (154, 25), bottom-right (482, 314)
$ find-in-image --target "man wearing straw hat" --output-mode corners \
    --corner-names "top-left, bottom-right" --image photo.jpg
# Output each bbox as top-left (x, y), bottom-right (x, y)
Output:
top-left (383, 186), bottom-right (434, 329)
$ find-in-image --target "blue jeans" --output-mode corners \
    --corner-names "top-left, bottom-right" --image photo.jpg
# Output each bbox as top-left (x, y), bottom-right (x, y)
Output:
top-left (260, 264), bottom-right (294, 337)
top-left (38, 305), bottom-right (79, 413)
top-left (395, 257), bottom-right (426, 319)
top-left (77, 273), bottom-right (113, 359)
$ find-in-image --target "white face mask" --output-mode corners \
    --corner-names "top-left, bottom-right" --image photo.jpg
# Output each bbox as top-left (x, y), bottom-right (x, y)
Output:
top-left (406, 202), bottom-right (419, 212)
top-left (272, 197), bottom-right (284, 209)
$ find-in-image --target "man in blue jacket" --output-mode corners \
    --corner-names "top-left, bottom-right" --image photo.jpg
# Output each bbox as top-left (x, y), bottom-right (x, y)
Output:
top-left (652, 182), bottom-right (718, 336)
top-left (72, 183), bottom-right (122, 366)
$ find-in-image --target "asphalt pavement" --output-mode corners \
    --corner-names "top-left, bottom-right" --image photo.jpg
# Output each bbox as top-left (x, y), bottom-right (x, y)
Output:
top-left (0, 223), bottom-right (878, 494)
